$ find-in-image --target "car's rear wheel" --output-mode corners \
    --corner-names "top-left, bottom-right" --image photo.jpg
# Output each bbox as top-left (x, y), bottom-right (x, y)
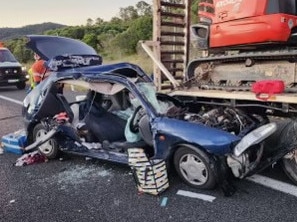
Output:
top-left (174, 145), bottom-right (216, 189)
top-left (16, 82), bottom-right (26, 90)
top-left (33, 123), bottom-right (59, 159)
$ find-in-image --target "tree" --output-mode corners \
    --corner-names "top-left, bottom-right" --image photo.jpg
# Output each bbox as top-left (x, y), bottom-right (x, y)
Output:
top-left (82, 33), bottom-right (98, 50)
top-left (191, 0), bottom-right (200, 23)
top-left (114, 16), bottom-right (152, 54)
top-left (2, 1), bottom-right (155, 61)
top-left (110, 17), bottom-right (122, 24)
top-left (86, 18), bottom-right (94, 26)
top-left (6, 38), bottom-right (31, 63)
top-left (136, 1), bottom-right (152, 16)
top-left (95, 17), bottom-right (105, 26)
top-left (119, 6), bottom-right (139, 21)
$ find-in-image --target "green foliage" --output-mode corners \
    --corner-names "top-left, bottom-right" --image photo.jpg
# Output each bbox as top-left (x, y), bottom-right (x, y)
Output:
top-left (2, 1), bottom-right (199, 64)
top-left (191, 0), bottom-right (200, 23)
top-left (119, 6), bottom-right (139, 21)
top-left (45, 26), bottom-right (85, 39)
top-left (5, 37), bottom-right (33, 63)
top-left (82, 33), bottom-right (98, 49)
top-left (113, 16), bottom-right (152, 55)
top-left (0, 23), bottom-right (66, 41)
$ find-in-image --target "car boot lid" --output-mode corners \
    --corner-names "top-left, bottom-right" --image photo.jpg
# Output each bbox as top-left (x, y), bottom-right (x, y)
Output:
top-left (25, 35), bottom-right (98, 61)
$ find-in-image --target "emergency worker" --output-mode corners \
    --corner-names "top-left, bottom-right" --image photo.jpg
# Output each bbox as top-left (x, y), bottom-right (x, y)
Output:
top-left (27, 68), bottom-right (35, 90)
top-left (31, 53), bottom-right (49, 85)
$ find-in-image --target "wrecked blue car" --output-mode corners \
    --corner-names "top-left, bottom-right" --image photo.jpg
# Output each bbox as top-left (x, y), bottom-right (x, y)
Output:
top-left (22, 35), bottom-right (290, 195)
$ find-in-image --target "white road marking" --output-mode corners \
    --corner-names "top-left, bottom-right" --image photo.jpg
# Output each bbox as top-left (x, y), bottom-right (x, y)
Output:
top-left (177, 190), bottom-right (216, 202)
top-left (1, 94), bottom-right (297, 197)
top-left (247, 174), bottom-right (297, 198)
top-left (0, 95), bottom-right (23, 105)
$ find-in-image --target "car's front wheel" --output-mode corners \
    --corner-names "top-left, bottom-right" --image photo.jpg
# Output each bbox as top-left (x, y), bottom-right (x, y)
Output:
top-left (33, 123), bottom-right (59, 159)
top-left (174, 145), bottom-right (216, 189)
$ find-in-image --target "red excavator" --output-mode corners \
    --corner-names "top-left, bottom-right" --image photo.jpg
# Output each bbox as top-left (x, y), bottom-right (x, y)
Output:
top-left (196, 0), bottom-right (297, 49)
top-left (188, 0), bottom-right (297, 90)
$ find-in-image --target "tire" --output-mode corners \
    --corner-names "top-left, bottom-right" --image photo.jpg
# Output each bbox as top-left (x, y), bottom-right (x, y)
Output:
top-left (173, 145), bottom-right (216, 189)
top-left (267, 119), bottom-right (297, 185)
top-left (282, 150), bottom-right (297, 185)
top-left (16, 82), bottom-right (26, 90)
top-left (33, 123), bottom-right (59, 159)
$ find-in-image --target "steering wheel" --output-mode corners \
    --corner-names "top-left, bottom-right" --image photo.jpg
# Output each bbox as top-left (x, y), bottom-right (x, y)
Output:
top-left (129, 106), bottom-right (143, 133)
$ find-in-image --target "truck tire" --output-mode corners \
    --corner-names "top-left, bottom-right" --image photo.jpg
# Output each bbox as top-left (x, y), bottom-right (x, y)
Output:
top-left (33, 123), bottom-right (59, 159)
top-left (282, 151), bottom-right (297, 185)
top-left (16, 82), bottom-right (26, 90)
top-left (174, 145), bottom-right (216, 189)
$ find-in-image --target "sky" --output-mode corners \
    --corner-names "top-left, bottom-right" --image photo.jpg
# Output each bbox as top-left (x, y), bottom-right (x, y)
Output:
top-left (0, 0), bottom-right (151, 28)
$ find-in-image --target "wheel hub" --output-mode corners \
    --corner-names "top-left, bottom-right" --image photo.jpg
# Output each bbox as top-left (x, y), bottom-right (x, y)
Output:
top-left (179, 154), bottom-right (208, 185)
top-left (36, 129), bottom-right (54, 155)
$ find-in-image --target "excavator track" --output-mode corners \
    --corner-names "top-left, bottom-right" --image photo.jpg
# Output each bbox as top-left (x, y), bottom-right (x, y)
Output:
top-left (186, 48), bottom-right (297, 92)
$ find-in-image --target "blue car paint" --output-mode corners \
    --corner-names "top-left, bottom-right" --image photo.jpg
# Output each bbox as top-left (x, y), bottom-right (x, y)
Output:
top-left (152, 117), bottom-right (240, 156)
top-left (25, 71), bottom-right (240, 162)
top-left (24, 35), bottom-right (241, 163)
top-left (26, 35), bottom-right (98, 61)
top-left (26, 36), bottom-right (152, 82)
top-left (71, 62), bottom-right (152, 82)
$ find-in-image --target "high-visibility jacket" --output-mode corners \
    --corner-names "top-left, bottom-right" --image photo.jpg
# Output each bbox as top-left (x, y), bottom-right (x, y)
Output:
top-left (28, 68), bottom-right (36, 88)
top-left (31, 59), bottom-right (50, 84)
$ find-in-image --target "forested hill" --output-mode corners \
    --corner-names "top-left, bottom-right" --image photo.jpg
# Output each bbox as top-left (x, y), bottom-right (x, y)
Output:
top-left (0, 23), bottom-right (67, 40)
top-left (4, 0), bottom-right (198, 64)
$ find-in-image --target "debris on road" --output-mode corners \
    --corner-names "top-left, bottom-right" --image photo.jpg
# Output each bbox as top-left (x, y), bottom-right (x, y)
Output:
top-left (160, 197), bottom-right (168, 207)
top-left (128, 148), bottom-right (169, 195)
top-left (15, 151), bottom-right (47, 166)
top-left (176, 190), bottom-right (216, 202)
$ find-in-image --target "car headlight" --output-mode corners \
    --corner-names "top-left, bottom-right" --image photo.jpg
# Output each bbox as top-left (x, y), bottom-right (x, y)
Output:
top-left (21, 66), bottom-right (27, 72)
top-left (234, 122), bottom-right (277, 157)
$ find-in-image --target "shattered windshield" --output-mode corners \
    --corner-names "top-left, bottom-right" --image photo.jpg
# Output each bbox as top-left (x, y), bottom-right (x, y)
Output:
top-left (136, 82), bottom-right (171, 114)
top-left (0, 49), bottom-right (18, 62)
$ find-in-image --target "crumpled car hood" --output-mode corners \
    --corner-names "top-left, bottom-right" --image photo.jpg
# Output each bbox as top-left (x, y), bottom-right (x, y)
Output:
top-left (153, 117), bottom-right (240, 155)
top-left (25, 35), bottom-right (98, 61)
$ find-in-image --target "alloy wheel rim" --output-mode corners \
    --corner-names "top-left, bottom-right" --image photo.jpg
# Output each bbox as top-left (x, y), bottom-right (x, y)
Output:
top-left (36, 129), bottom-right (54, 155)
top-left (179, 153), bottom-right (208, 186)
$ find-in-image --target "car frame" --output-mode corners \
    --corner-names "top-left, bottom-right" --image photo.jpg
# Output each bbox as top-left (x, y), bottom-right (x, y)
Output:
top-left (22, 35), bottom-right (294, 195)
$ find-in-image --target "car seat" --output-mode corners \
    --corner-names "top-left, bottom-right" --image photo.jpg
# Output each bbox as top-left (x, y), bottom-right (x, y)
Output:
top-left (108, 90), bottom-right (130, 112)
top-left (84, 109), bottom-right (126, 143)
top-left (56, 94), bottom-right (74, 123)
top-left (70, 103), bottom-right (80, 127)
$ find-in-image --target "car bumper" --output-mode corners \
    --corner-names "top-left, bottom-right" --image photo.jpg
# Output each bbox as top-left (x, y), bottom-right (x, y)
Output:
top-left (0, 76), bottom-right (27, 86)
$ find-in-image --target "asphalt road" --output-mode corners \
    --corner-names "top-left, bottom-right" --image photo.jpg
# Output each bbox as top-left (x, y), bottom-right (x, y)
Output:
top-left (0, 86), bottom-right (297, 222)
